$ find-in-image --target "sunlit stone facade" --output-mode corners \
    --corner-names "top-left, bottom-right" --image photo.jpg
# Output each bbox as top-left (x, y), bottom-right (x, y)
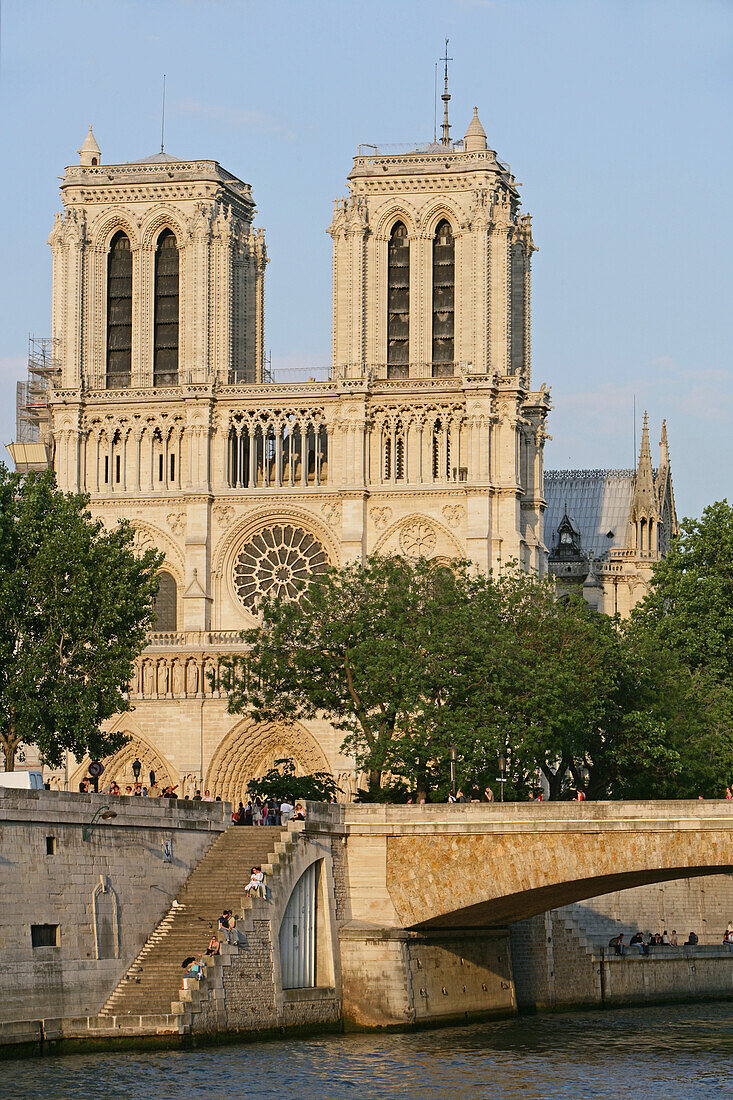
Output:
top-left (31, 107), bottom-right (551, 797)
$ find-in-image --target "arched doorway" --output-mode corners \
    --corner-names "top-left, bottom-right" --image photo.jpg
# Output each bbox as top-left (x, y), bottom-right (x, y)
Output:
top-left (70, 734), bottom-right (175, 792)
top-left (205, 719), bottom-right (331, 804)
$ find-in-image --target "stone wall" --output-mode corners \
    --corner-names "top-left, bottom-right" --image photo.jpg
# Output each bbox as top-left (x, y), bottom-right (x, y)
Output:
top-left (0, 789), bottom-right (226, 1025)
top-left (338, 926), bottom-right (515, 1029)
top-left (510, 913), bottom-right (601, 1010)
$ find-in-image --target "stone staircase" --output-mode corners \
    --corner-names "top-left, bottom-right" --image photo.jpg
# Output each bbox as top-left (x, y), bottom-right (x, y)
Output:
top-left (100, 826), bottom-right (284, 1020)
top-left (555, 904), bottom-right (644, 955)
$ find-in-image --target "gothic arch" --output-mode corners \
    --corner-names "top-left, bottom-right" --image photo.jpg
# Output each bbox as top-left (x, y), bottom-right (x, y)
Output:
top-left (140, 206), bottom-right (188, 251)
top-left (129, 519), bottom-right (185, 580)
top-left (69, 718), bottom-right (177, 792)
top-left (374, 203), bottom-right (419, 240)
top-left (205, 719), bottom-right (331, 804)
top-left (421, 200), bottom-right (461, 239)
top-left (373, 512), bottom-right (464, 559)
top-left (91, 209), bottom-right (140, 252)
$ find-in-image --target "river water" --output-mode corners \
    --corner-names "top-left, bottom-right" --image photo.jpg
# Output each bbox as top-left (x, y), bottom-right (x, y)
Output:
top-left (1, 1002), bottom-right (732, 1099)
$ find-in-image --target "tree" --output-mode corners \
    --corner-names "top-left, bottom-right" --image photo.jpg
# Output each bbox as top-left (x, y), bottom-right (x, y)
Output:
top-left (627, 501), bottom-right (733, 796)
top-left (222, 555), bottom-right (476, 797)
top-left (0, 466), bottom-right (163, 770)
top-left (247, 758), bottom-right (341, 803)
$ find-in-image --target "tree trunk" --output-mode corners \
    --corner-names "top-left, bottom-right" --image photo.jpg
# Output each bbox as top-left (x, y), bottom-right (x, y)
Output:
top-left (541, 756), bottom-right (569, 800)
top-left (1, 733), bottom-right (19, 772)
top-left (368, 768), bottom-right (382, 795)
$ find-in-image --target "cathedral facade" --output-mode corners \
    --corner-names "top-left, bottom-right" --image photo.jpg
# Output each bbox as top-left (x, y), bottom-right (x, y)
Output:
top-left (18, 103), bottom-right (550, 797)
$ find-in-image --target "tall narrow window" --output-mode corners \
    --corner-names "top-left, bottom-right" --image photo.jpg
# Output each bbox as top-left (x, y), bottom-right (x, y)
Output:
top-left (387, 222), bottom-right (409, 378)
top-left (432, 220), bottom-right (454, 376)
top-left (107, 231), bottom-right (132, 388)
top-left (154, 229), bottom-right (179, 386)
top-left (153, 571), bottom-right (177, 632)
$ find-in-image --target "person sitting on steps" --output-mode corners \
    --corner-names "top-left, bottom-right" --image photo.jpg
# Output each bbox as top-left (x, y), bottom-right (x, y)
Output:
top-left (245, 867), bottom-right (266, 899)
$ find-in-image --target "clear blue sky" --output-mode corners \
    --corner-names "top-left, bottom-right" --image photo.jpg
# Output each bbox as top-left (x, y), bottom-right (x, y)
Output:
top-left (1, 0), bottom-right (731, 519)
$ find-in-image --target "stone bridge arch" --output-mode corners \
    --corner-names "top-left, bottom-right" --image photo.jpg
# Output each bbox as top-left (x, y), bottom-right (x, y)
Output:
top-left (205, 719), bottom-right (331, 804)
top-left (334, 802), bottom-right (733, 930)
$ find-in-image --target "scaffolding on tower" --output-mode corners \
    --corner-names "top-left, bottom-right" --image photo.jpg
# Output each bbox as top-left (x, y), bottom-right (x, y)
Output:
top-left (9, 335), bottom-right (60, 472)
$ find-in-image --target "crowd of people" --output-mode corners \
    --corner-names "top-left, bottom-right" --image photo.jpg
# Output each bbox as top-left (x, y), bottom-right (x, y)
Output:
top-left (232, 799), bottom-right (306, 825)
top-left (608, 924), bottom-right (733, 955)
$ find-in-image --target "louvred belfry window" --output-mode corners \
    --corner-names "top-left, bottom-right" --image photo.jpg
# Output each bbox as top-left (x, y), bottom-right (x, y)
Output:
top-left (154, 229), bottom-right (179, 386)
top-left (432, 219), bottom-right (454, 376)
top-left (387, 221), bottom-right (409, 378)
top-left (106, 231), bottom-right (132, 388)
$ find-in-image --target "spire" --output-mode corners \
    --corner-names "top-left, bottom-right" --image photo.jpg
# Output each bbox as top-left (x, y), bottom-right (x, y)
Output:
top-left (464, 107), bottom-right (488, 152)
top-left (440, 38), bottom-right (453, 146)
top-left (631, 410), bottom-right (656, 514)
top-left (78, 125), bottom-right (101, 166)
top-left (659, 418), bottom-right (669, 469)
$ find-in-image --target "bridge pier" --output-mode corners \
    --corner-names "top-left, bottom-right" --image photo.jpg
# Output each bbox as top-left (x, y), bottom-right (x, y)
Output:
top-left (339, 925), bottom-right (516, 1029)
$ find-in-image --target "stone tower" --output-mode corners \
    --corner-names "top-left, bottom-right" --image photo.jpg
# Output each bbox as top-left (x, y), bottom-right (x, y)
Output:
top-left (327, 104), bottom-right (549, 573)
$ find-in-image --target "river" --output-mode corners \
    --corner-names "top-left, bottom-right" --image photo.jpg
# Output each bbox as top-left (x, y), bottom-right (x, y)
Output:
top-left (1, 1001), bottom-right (732, 1099)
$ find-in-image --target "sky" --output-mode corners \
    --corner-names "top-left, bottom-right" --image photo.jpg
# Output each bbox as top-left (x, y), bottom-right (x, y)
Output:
top-left (0, 0), bottom-right (731, 519)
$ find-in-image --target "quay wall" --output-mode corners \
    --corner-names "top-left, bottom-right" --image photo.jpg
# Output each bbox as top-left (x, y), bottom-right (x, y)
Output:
top-left (0, 790), bottom-right (227, 1025)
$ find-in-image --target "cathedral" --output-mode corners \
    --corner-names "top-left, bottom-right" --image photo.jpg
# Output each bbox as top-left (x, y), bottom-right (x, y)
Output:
top-left (7, 89), bottom-right (675, 796)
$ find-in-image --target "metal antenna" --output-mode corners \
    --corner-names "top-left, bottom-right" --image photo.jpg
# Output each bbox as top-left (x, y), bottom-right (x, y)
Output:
top-left (440, 38), bottom-right (453, 146)
top-left (633, 394), bottom-right (637, 468)
top-left (434, 61), bottom-right (438, 144)
top-left (160, 74), bottom-right (166, 154)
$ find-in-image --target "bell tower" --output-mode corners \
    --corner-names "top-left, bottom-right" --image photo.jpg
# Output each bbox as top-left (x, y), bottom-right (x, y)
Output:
top-left (327, 97), bottom-right (549, 574)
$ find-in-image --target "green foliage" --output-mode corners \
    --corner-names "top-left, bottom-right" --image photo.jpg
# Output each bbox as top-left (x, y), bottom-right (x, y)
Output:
top-left (0, 465), bottom-right (163, 769)
top-left (635, 501), bottom-right (733, 680)
top-left (223, 517), bottom-right (733, 802)
top-left (628, 500), bottom-right (733, 797)
top-left (222, 555), bottom-right (638, 800)
top-left (246, 757), bottom-right (341, 803)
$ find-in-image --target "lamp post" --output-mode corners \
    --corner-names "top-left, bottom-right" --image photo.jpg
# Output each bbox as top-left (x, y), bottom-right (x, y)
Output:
top-left (132, 758), bottom-right (142, 784)
top-left (82, 806), bottom-right (118, 842)
top-left (449, 744), bottom-right (457, 800)
top-left (498, 754), bottom-right (507, 803)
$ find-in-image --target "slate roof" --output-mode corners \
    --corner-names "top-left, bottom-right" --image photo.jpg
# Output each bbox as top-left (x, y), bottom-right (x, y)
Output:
top-left (544, 470), bottom-right (637, 558)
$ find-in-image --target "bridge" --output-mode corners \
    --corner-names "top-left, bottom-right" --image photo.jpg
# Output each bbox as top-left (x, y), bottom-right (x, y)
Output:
top-left (303, 800), bottom-right (733, 1026)
top-left (3, 794), bottom-right (732, 1050)
top-left (309, 800), bottom-right (733, 928)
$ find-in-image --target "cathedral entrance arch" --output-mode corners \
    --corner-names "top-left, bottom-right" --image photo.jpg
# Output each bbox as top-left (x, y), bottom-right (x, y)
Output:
top-left (205, 719), bottom-right (331, 804)
top-left (69, 728), bottom-right (176, 792)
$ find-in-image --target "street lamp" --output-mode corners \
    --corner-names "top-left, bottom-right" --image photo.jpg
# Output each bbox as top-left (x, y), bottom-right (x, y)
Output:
top-left (82, 806), bottom-right (118, 842)
top-left (132, 758), bottom-right (142, 782)
top-left (498, 754), bottom-right (507, 803)
top-left (449, 744), bottom-right (457, 800)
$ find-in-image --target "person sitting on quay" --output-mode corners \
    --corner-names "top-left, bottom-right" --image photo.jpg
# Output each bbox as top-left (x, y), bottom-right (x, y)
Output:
top-left (294, 803), bottom-right (306, 820)
top-left (670, 930), bottom-right (679, 946)
top-left (685, 931), bottom-right (699, 945)
top-left (609, 933), bottom-right (626, 956)
top-left (629, 932), bottom-right (645, 954)
top-left (205, 933), bottom-right (221, 957)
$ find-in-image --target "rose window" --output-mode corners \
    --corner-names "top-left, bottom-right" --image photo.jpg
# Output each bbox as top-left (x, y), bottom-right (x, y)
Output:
top-left (399, 520), bottom-right (437, 559)
top-left (233, 524), bottom-right (329, 612)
